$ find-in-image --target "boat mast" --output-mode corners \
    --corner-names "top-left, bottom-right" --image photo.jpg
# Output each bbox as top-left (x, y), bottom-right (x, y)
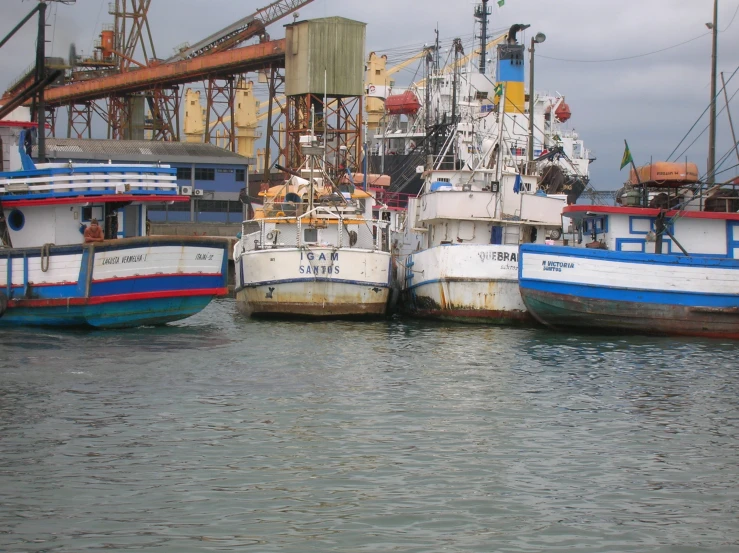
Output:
top-left (707, 0), bottom-right (718, 184)
top-left (309, 105), bottom-right (315, 214)
top-left (35, 1), bottom-right (47, 162)
top-left (476, 0), bottom-right (490, 74)
top-left (451, 38), bottom-right (462, 127)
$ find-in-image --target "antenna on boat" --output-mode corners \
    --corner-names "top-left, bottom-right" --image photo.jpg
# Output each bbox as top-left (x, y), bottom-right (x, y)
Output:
top-left (706, 0), bottom-right (718, 184)
top-left (309, 104), bottom-right (315, 215)
top-left (323, 68), bottom-right (328, 168)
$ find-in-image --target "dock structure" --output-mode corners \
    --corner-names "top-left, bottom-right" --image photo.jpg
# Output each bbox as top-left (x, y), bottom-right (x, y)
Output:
top-left (283, 17), bottom-right (367, 176)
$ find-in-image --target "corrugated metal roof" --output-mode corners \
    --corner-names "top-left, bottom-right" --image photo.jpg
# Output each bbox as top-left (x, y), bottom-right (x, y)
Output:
top-left (34, 138), bottom-right (254, 166)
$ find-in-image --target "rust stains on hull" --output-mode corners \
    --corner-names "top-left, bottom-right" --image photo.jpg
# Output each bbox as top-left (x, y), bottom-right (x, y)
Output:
top-left (404, 279), bottom-right (534, 325)
top-left (236, 283), bottom-right (389, 318)
top-left (241, 301), bottom-right (387, 318)
top-left (407, 306), bottom-right (535, 326)
top-left (522, 289), bottom-right (739, 339)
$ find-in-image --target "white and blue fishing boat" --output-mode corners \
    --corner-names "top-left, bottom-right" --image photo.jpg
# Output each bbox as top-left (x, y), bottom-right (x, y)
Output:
top-left (518, 169), bottom-right (739, 339)
top-left (519, 3), bottom-right (739, 339)
top-left (0, 120), bottom-right (229, 328)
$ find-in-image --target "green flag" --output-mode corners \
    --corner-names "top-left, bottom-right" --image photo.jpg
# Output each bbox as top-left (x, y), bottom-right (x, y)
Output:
top-left (494, 83), bottom-right (503, 97)
top-left (498, 0), bottom-right (505, 6)
top-left (620, 140), bottom-right (633, 170)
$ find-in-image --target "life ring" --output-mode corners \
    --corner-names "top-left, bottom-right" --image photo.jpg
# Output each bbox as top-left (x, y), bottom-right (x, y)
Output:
top-left (275, 211), bottom-right (285, 217)
top-left (0, 292), bottom-right (7, 317)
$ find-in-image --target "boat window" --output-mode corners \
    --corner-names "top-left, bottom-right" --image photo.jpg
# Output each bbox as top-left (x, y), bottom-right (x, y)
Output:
top-left (304, 228), bottom-right (318, 243)
top-left (584, 216), bottom-right (608, 235)
top-left (81, 206), bottom-right (103, 223)
top-left (8, 209), bottom-right (25, 231)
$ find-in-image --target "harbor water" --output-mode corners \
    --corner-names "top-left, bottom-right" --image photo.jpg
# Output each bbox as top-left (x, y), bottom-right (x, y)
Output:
top-left (1, 298), bottom-right (737, 552)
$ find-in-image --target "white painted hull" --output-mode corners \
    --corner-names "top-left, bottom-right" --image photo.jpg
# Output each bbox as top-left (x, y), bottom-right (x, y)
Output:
top-left (401, 244), bottom-right (532, 324)
top-left (234, 247), bottom-right (392, 317)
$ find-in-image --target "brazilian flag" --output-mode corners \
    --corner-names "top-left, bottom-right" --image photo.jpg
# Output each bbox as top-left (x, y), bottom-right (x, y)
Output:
top-left (620, 140), bottom-right (633, 170)
top-left (494, 83), bottom-right (503, 97)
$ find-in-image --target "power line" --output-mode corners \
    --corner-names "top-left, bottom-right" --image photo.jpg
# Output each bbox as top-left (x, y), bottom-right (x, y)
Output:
top-left (667, 64), bottom-right (739, 161)
top-left (723, 2), bottom-right (739, 31)
top-left (538, 32), bottom-right (710, 63)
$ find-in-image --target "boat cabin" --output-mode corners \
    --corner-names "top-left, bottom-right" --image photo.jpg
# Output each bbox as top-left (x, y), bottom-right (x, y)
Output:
top-left (0, 124), bottom-right (187, 250)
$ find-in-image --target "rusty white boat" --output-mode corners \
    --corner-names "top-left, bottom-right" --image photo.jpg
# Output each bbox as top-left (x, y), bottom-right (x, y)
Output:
top-left (233, 134), bottom-right (393, 318)
top-left (391, 24), bottom-right (591, 324)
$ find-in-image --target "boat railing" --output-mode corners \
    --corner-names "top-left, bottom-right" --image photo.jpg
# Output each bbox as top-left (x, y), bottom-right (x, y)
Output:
top-left (246, 206), bottom-right (391, 252)
top-left (0, 166), bottom-right (178, 197)
top-left (372, 188), bottom-right (414, 210)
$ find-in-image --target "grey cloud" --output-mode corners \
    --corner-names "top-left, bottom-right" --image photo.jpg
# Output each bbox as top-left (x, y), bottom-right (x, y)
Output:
top-left (1, 0), bottom-right (737, 188)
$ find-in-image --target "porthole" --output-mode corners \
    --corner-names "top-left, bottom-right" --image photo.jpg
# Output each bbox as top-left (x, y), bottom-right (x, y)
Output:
top-left (7, 209), bottom-right (25, 231)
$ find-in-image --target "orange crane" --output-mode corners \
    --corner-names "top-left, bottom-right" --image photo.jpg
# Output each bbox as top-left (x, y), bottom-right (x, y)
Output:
top-left (44, 40), bottom-right (286, 105)
top-left (6, 0), bottom-right (314, 143)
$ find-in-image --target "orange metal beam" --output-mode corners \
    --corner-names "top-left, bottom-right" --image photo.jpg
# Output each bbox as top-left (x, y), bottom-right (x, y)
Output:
top-left (43, 39), bottom-right (285, 106)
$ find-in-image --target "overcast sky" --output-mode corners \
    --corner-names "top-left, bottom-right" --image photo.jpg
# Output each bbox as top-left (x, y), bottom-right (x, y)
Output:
top-left (2, 0), bottom-right (738, 189)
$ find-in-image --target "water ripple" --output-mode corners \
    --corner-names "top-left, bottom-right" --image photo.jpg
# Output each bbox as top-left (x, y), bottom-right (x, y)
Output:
top-left (0, 299), bottom-right (737, 551)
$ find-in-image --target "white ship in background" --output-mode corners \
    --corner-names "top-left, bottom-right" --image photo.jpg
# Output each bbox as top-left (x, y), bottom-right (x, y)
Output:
top-left (365, 3), bottom-right (593, 200)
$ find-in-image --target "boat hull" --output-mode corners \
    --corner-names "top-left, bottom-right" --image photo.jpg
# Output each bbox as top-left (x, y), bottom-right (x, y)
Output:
top-left (235, 247), bottom-right (391, 318)
top-left (519, 244), bottom-right (739, 339)
top-left (401, 244), bottom-right (534, 324)
top-left (0, 236), bottom-right (229, 328)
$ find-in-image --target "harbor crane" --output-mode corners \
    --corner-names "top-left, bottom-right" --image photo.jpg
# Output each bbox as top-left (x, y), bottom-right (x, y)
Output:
top-left (2, 0), bottom-right (314, 146)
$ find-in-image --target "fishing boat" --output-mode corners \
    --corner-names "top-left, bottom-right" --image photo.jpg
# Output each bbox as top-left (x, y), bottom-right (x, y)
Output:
top-left (0, 117), bottom-right (229, 328)
top-left (518, 0), bottom-right (739, 339)
top-left (391, 24), bottom-right (592, 324)
top-left (232, 134), bottom-right (393, 318)
top-left (518, 175), bottom-right (739, 339)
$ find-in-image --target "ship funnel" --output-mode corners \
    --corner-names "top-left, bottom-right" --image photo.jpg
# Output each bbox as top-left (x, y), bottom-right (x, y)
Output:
top-left (506, 23), bottom-right (530, 44)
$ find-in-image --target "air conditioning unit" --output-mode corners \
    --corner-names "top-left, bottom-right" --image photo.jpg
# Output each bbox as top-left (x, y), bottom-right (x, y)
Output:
top-left (193, 189), bottom-right (204, 196)
top-left (180, 186), bottom-right (193, 195)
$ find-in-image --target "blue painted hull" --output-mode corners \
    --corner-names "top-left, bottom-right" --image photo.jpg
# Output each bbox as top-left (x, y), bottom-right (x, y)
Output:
top-left (518, 244), bottom-right (739, 339)
top-left (0, 296), bottom-right (215, 328)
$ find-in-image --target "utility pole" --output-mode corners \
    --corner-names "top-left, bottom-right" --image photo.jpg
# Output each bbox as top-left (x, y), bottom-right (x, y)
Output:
top-left (528, 33), bottom-right (545, 163)
top-left (707, 0), bottom-right (718, 183)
